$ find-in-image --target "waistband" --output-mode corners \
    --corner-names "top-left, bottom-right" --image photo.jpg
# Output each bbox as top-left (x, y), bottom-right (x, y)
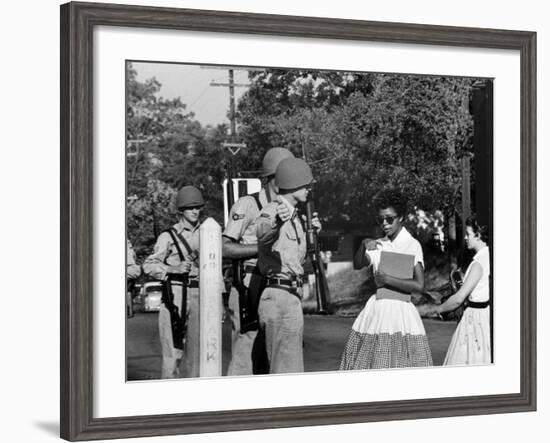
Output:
top-left (267, 276), bottom-right (303, 287)
top-left (466, 300), bottom-right (490, 309)
top-left (375, 289), bottom-right (411, 303)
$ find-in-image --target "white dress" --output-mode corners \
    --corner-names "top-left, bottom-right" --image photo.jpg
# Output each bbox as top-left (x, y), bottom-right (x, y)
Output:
top-left (444, 246), bottom-right (491, 365)
top-left (340, 228), bottom-right (433, 369)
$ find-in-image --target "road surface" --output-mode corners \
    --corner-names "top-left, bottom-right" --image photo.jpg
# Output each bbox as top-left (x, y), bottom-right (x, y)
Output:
top-left (127, 312), bottom-right (456, 380)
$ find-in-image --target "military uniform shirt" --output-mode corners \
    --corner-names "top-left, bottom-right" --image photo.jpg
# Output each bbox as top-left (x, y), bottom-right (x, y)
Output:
top-left (256, 196), bottom-right (307, 279)
top-left (143, 219), bottom-right (200, 280)
top-left (223, 188), bottom-right (270, 268)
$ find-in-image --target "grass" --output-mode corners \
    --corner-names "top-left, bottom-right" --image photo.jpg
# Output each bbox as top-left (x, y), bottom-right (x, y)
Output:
top-left (303, 266), bottom-right (375, 316)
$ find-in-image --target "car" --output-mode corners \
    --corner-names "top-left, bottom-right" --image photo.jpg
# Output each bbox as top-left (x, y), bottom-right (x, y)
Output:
top-left (140, 281), bottom-right (163, 312)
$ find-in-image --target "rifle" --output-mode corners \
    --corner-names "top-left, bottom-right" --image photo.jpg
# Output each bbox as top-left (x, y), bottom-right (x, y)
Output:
top-left (161, 273), bottom-right (188, 350)
top-left (225, 165), bottom-right (258, 332)
top-left (305, 196), bottom-right (331, 315)
top-left (300, 132), bottom-right (331, 314)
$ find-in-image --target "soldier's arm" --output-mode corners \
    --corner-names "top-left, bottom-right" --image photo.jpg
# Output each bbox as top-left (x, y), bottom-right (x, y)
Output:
top-left (222, 197), bottom-right (258, 259)
top-left (256, 210), bottom-right (282, 247)
top-left (222, 237), bottom-right (258, 259)
top-left (142, 233), bottom-right (172, 280)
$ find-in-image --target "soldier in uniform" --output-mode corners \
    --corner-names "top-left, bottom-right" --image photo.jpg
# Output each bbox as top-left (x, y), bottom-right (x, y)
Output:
top-left (143, 186), bottom-right (204, 379)
top-left (256, 158), bottom-right (321, 374)
top-left (126, 239), bottom-right (141, 318)
top-left (126, 239), bottom-right (141, 280)
top-left (223, 147), bottom-right (295, 376)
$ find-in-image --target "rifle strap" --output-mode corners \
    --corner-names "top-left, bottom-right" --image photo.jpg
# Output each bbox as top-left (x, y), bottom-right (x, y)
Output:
top-left (167, 228), bottom-right (194, 260)
top-left (250, 192), bottom-right (263, 211)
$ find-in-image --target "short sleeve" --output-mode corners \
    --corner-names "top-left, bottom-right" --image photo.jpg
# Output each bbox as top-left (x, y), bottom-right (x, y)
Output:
top-left (412, 240), bottom-right (424, 268)
top-left (223, 197), bottom-right (253, 242)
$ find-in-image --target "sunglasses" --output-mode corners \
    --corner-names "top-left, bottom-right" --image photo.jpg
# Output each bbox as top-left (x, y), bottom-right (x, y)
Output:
top-left (377, 215), bottom-right (398, 225)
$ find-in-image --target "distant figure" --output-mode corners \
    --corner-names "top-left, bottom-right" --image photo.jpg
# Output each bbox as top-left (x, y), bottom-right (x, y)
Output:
top-left (126, 239), bottom-right (141, 280)
top-left (428, 215), bottom-right (491, 365)
top-left (340, 190), bottom-right (432, 370)
top-left (126, 239), bottom-right (141, 318)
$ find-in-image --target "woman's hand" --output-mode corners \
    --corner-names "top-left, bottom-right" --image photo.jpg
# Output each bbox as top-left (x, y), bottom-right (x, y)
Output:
top-left (362, 238), bottom-right (379, 251)
top-left (374, 269), bottom-right (388, 288)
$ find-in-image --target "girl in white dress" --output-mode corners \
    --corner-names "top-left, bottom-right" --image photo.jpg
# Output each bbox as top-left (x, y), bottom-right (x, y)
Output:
top-left (340, 191), bottom-right (433, 370)
top-left (432, 216), bottom-right (491, 365)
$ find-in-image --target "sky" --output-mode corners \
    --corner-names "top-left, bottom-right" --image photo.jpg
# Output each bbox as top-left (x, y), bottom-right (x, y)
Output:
top-left (132, 62), bottom-right (251, 127)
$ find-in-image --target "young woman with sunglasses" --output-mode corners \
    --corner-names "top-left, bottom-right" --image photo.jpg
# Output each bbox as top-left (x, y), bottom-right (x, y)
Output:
top-left (340, 189), bottom-right (433, 370)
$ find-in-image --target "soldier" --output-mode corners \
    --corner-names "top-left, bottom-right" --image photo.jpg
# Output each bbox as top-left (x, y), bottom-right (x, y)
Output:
top-left (126, 239), bottom-right (141, 318)
top-left (223, 147), bottom-right (295, 376)
top-left (126, 239), bottom-right (141, 280)
top-left (143, 186), bottom-right (204, 379)
top-left (256, 157), bottom-right (321, 374)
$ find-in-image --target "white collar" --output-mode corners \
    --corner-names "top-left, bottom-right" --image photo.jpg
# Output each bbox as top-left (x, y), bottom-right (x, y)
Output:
top-left (385, 226), bottom-right (410, 246)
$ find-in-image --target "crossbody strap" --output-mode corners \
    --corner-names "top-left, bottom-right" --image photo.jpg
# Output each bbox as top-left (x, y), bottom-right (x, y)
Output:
top-left (250, 192), bottom-right (263, 211)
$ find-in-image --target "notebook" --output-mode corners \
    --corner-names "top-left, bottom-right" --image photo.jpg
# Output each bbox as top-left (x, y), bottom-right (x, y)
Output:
top-left (376, 251), bottom-right (415, 301)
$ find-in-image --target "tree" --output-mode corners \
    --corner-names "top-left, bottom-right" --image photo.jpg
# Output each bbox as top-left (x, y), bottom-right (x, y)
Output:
top-left (236, 69), bottom-right (477, 239)
top-left (126, 64), bottom-right (228, 258)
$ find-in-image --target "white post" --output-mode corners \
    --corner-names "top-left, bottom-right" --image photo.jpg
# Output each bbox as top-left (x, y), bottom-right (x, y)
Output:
top-left (199, 217), bottom-right (223, 377)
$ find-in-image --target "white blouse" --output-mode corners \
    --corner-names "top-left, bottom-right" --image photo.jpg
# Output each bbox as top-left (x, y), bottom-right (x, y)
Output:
top-left (465, 246), bottom-right (491, 302)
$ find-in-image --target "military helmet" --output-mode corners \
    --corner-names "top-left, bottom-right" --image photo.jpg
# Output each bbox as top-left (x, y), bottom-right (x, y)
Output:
top-left (176, 186), bottom-right (204, 209)
top-left (275, 158), bottom-right (313, 191)
top-left (261, 147), bottom-right (294, 177)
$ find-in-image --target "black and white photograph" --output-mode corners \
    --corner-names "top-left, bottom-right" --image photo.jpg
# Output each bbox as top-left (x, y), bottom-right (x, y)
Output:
top-left (125, 61), bottom-right (494, 381)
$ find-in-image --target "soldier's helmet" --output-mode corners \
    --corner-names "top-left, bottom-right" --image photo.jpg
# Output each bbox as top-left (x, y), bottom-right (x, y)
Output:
top-left (275, 158), bottom-right (313, 191)
top-left (176, 186), bottom-right (204, 209)
top-left (262, 147), bottom-right (294, 177)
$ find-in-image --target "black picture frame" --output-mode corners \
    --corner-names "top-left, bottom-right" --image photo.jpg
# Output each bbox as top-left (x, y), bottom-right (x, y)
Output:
top-left (60, 1), bottom-right (537, 441)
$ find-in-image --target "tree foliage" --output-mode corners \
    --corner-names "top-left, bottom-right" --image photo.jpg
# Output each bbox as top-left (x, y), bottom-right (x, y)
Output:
top-left (126, 64), bottom-right (227, 259)
top-left (236, 69), bottom-right (477, 235)
top-left (127, 64), bottom-right (481, 261)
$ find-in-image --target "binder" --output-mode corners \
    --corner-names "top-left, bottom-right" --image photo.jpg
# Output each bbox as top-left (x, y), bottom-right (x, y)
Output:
top-left (376, 251), bottom-right (415, 302)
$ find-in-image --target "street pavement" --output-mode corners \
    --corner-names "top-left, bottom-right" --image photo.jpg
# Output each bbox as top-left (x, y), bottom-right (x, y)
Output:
top-left (127, 312), bottom-right (456, 380)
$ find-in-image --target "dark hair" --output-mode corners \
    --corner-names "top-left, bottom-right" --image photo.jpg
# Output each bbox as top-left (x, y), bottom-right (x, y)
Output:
top-left (374, 189), bottom-right (407, 217)
top-left (465, 215), bottom-right (489, 244)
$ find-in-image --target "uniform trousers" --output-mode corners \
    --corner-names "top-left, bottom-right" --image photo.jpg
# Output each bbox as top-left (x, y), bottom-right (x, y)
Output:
top-left (158, 285), bottom-right (200, 379)
top-left (227, 282), bottom-right (257, 376)
top-left (258, 287), bottom-right (304, 374)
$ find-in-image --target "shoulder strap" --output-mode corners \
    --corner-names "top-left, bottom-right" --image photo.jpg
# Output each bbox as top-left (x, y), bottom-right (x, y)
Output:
top-left (250, 192), bottom-right (263, 211)
top-left (166, 229), bottom-right (185, 261)
top-left (166, 228), bottom-right (194, 260)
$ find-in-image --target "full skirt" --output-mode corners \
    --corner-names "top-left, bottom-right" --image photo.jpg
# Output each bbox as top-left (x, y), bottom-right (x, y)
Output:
top-left (444, 306), bottom-right (491, 365)
top-left (340, 296), bottom-right (433, 370)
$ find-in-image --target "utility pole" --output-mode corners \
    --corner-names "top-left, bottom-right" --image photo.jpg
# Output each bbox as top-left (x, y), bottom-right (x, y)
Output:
top-left (210, 69), bottom-right (250, 202)
top-left (210, 69), bottom-right (250, 141)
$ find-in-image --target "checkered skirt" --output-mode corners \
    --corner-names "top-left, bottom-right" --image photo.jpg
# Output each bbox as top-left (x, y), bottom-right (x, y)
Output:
top-left (340, 297), bottom-right (433, 370)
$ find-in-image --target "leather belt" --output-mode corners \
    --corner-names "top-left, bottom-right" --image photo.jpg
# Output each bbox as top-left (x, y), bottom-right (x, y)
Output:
top-left (267, 277), bottom-right (303, 288)
top-left (466, 300), bottom-right (490, 309)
